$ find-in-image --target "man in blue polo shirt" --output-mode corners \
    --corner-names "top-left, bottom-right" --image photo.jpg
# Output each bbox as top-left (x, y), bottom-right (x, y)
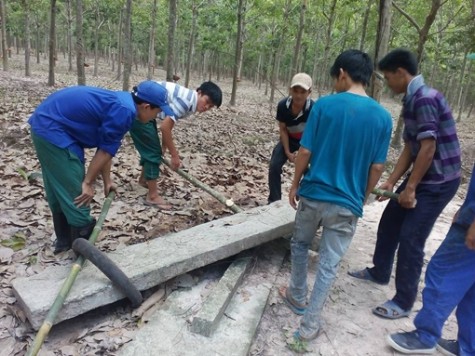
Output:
top-left (349, 49), bottom-right (461, 320)
top-left (29, 81), bottom-right (173, 254)
top-left (268, 73), bottom-right (314, 203)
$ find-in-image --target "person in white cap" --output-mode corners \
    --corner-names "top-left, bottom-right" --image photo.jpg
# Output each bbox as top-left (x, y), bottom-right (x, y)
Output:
top-left (268, 72), bottom-right (314, 204)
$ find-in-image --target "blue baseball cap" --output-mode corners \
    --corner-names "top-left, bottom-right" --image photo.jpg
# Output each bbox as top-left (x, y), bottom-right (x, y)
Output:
top-left (133, 81), bottom-right (175, 117)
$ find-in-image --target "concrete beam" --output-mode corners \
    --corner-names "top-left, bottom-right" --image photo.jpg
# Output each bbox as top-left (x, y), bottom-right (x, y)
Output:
top-left (119, 241), bottom-right (287, 356)
top-left (12, 201), bottom-right (295, 330)
top-left (190, 254), bottom-right (250, 336)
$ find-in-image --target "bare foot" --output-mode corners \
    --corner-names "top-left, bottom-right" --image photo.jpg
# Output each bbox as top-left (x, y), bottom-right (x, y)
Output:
top-left (144, 196), bottom-right (172, 210)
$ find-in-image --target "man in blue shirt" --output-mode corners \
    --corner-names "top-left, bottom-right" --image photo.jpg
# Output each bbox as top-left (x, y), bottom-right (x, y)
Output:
top-left (387, 163), bottom-right (475, 356)
top-left (29, 81), bottom-right (173, 254)
top-left (280, 49), bottom-right (392, 348)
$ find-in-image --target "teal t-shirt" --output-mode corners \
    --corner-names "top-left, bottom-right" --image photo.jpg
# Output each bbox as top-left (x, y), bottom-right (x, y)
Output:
top-left (298, 92), bottom-right (392, 217)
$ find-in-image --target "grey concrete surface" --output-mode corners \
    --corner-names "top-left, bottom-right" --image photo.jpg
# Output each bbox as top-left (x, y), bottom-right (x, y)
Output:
top-left (190, 255), bottom-right (250, 336)
top-left (119, 241), bottom-right (287, 356)
top-left (12, 201), bottom-right (295, 330)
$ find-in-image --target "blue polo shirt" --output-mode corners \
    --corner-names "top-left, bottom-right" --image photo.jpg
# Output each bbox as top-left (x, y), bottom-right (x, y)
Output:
top-left (28, 86), bottom-right (137, 163)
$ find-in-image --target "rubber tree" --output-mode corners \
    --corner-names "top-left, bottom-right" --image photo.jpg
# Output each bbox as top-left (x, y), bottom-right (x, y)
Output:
top-left (370, 0), bottom-right (392, 102)
top-left (0, 0), bottom-right (8, 71)
top-left (122, 0), bottom-right (132, 91)
top-left (76, 0), bottom-right (85, 85)
top-left (230, 0), bottom-right (245, 106)
top-left (47, 0), bottom-right (56, 86)
top-left (147, 0), bottom-right (158, 80)
top-left (166, 0), bottom-right (177, 81)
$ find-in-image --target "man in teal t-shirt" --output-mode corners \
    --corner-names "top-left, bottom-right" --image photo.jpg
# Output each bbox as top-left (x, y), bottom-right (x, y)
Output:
top-left (280, 49), bottom-right (393, 348)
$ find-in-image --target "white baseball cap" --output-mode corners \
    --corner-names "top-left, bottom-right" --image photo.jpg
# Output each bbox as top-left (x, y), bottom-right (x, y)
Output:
top-left (290, 73), bottom-right (312, 90)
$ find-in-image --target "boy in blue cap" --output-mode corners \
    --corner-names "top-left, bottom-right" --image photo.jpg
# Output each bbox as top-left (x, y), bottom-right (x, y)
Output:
top-left (29, 81), bottom-right (173, 254)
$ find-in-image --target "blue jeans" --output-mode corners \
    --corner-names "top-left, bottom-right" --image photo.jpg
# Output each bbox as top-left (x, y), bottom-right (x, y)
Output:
top-left (368, 177), bottom-right (460, 310)
top-left (289, 197), bottom-right (358, 339)
top-left (415, 206), bottom-right (475, 356)
top-left (268, 139), bottom-right (300, 203)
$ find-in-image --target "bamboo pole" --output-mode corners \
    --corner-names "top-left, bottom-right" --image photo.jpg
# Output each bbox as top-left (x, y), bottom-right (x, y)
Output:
top-left (371, 188), bottom-right (417, 207)
top-left (371, 188), bottom-right (399, 201)
top-left (26, 191), bottom-right (116, 356)
top-left (162, 158), bottom-right (243, 213)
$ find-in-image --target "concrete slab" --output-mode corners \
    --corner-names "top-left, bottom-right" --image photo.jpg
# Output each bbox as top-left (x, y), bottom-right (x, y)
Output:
top-left (12, 201), bottom-right (295, 330)
top-left (190, 254), bottom-right (250, 336)
top-left (119, 241), bottom-right (287, 356)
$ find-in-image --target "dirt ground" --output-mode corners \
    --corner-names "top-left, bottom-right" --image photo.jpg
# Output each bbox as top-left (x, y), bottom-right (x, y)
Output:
top-left (0, 53), bottom-right (474, 356)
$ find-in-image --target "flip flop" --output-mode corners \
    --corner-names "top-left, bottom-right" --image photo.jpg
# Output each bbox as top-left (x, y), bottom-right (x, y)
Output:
top-left (278, 286), bottom-right (306, 316)
top-left (348, 268), bottom-right (389, 285)
top-left (372, 300), bottom-right (411, 319)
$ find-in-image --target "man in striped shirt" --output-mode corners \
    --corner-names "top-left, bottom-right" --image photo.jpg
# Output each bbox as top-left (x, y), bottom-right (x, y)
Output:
top-left (349, 49), bottom-right (461, 321)
top-left (130, 81), bottom-right (222, 208)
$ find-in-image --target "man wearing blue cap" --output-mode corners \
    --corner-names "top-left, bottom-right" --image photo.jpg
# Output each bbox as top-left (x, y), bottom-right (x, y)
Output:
top-left (29, 81), bottom-right (173, 254)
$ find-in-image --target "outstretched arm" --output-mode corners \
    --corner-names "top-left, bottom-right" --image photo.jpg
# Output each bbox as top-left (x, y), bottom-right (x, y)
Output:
top-left (160, 116), bottom-right (181, 170)
top-left (365, 163), bottom-right (385, 203)
top-left (75, 149), bottom-right (112, 207)
top-left (289, 147), bottom-right (311, 209)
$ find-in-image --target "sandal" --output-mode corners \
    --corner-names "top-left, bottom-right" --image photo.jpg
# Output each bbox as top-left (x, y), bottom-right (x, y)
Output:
top-left (372, 300), bottom-right (411, 319)
top-left (348, 268), bottom-right (389, 285)
top-left (278, 286), bottom-right (306, 316)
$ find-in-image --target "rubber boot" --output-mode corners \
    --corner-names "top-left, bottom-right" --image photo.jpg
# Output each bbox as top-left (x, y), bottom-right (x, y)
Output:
top-left (52, 212), bottom-right (72, 255)
top-left (70, 218), bottom-right (96, 242)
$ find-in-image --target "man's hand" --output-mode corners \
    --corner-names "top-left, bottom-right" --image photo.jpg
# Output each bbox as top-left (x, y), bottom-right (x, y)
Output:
top-left (376, 182), bottom-right (394, 202)
top-left (398, 186), bottom-right (417, 209)
top-left (74, 181), bottom-right (95, 207)
top-left (286, 152), bottom-right (297, 163)
top-left (104, 182), bottom-right (117, 197)
top-left (289, 185), bottom-right (299, 210)
top-left (466, 221), bottom-right (475, 250)
top-left (170, 155), bottom-right (182, 171)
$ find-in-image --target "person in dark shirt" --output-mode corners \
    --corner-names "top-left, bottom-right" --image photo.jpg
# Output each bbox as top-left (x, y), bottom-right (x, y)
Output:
top-left (268, 73), bottom-right (314, 203)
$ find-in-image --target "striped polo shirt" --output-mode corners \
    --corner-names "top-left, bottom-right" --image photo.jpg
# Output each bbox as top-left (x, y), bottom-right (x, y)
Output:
top-left (402, 75), bottom-right (461, 184)
top-left (156, 81), bottom-right (197, 121)
top-left (276, 97), bottom-right (314, 141)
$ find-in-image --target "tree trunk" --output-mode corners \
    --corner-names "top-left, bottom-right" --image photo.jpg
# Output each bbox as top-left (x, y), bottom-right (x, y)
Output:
top-left (66, 0), bottom-right (73, 72)
top-left (23, 0), bottom-right (31, 76)
top-left (290, 0), bottom-right (306, 79)
top-left (116, 8), bottom-right (123, 81)
top-left (185, 0), bottom-right (198, 87)
top-left (93, 2), bottom-right (103, 77)
top-left (0, 0), bottom-right (8, 71)
top-left (147, 0), bottom-right (158, 80)
top-left (35, 22), bottom-right (40, 64)
top-left (359, 0), bottom-right (373, 51)
top-left (370, 0), bottom-right (392, 101)
top-left (459, 62), bottom-right (473, 121)
top-left (166, 0), bottom-right (177, 81)
top-left (316, 0), bottom-right (337, 95)
top-left (455, 51), bottom-right (468, 122)
top-left (122, 0), bottom-right (132, 91)
top-left (47, 0), bottom-right (56, 86)
top-left (230, 0), bottom-right (245, 106)
top-left (76, 0), bottom-right (85, 85)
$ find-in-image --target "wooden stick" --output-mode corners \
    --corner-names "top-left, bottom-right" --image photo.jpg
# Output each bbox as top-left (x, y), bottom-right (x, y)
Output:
top-left (162, 158), bottom-right (243, 213)
top-left (26, 191), bottom-right (116, 356)
top-left (371, 188), bottom-right (399, 201)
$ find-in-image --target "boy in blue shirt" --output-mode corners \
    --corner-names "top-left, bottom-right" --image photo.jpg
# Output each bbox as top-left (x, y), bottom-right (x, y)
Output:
top-left (29, 81), bottom-right (174, 254)
top-left (280, 50), bottom-right (393, 348)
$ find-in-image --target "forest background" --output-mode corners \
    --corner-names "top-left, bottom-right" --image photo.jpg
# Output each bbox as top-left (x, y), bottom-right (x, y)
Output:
top-left (1, 0), bottom-right (475, 355)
